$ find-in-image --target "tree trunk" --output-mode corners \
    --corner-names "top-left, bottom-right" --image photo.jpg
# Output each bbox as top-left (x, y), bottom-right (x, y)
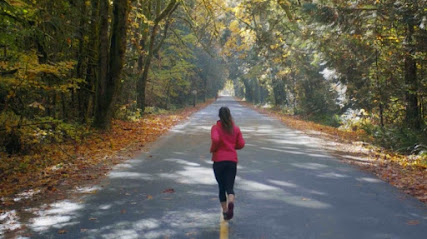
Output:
top-left (77, 0), bottom-right (89, 122)
top-left (404, 22), bottom-right (420, 129)
top-left (94, 0), bottom-right (130, 129)
top-left (85, 0), bottom-right (100, 123)
top-left (136, 0), bottom-right (178, 112)
top-left (273, 78), bottom-right (285, 106)
top-left (93, 0), bottom-right (110, 129)
top-left (95, 0), bottom-right (129, 129)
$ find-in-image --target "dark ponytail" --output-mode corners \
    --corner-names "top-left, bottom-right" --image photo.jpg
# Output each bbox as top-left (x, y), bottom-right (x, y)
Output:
top-left (219, 107), bottom-right (233, 134)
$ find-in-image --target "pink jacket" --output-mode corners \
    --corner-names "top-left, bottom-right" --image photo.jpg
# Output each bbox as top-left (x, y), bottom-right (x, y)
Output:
top-left (210, 121), bottom-right (245, 163)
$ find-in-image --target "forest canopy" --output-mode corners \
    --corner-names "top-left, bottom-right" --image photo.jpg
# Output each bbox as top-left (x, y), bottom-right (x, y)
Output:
top-left (0, 0), bottom-right (426, 155)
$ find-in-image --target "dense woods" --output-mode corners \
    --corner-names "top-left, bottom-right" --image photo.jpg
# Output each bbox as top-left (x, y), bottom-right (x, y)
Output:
top-left (0, 0), bottom-right (226, 154)
top-left (0, 0), bottom-right (426, 156)
top-left (222, 0), bottom-right (426, 153)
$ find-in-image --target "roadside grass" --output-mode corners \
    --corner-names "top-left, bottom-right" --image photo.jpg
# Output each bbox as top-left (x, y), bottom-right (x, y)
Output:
top-left (239, 100), bottom-right (427, 203)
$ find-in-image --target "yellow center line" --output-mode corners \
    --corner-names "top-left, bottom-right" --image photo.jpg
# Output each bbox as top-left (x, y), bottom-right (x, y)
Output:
top-left (220, 214), bottom-right (229, 239)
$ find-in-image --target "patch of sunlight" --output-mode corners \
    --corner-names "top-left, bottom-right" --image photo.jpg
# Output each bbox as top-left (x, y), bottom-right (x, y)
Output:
top-left (13, 189), bottom-right (41, 202)
top-left (238, 127), bottom-right (258, 132)
top-left (187, 190), bottom-right (217, 196)
top-left (112, 163), bottom-right (134, 169)
top-left (277, 146), bottom-right (301, 150)
top-left (238, 179), bottom-right (281, 192)
top-left (99, 204), bottom-right (112, 210)
top-left (342, 155), bottom-right (371, 162)
top-left (291, 162), bottom-right (328, 170)
top-left (143, 230), bottom-right (176, 239)
top-left (306, 153), bottom-right (328, 158)
top-left (0, 210), bottom-right (21, 236)
top-left (253, 192), bottom-right (331, 209)
top-left (30, 200), bottom-right (83, 231)
top-left (261, 146), bottom-right (304, 155)
top-left (108, 171), bottom-right (153, 180)
top-left (266, 138), bottom-right (315, 146)
top-left (306, 190), bottom-right (327, 196)
top-left (164, 210), bottom-right (218, 228)
top-left (32, 215), bottom-right (74, 230)
top-left (164, 158), bottom-right (200, 167)
top-left (169, 121), bottom-right (191, 133)
top-left (194, 125), bottom-right (212, 131)
top-left (133, 218), bottom-right (161, 231)
top-left (176, 166), bottom-right (216, 185)
top-left (158, 166), bottom-right (216, 185)
top-left (317, 172), bottom-right (349, 179)
top-left (356, 177), bottom-right (383, 183)
top-left (75, 185), bottom-right (101, 194)
top-left (102, 229), bottom-right (139, 239)
top-left (267, 179), bottom-right (297, 188)
top-left (244, 143), bottom-right (258, 147)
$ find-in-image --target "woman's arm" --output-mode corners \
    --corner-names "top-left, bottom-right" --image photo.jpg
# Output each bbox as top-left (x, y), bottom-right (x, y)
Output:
top-left (210, 125), bottom-right (220, 153)
top-left (235, 128), bottom-right (245, 150)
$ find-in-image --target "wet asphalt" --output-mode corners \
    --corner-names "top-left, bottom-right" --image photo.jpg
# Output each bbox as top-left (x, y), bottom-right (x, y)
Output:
top-left (28, 97), bottom-right (426, 239)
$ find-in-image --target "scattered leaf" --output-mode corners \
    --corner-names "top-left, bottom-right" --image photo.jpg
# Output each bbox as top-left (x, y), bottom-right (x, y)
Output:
top-left (406, 220), bottom-right (419, 225)
top-left (163, 188), bottom-right (175, 193)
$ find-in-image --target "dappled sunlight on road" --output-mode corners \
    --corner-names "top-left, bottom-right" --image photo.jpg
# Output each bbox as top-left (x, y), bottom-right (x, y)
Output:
top-left (291, 162), bottom-right (329, 170)
top-left (30, 201), bottom-right (83, 232)
top-left (356, 177), bottom-right (383, 183)
top-left (79, 209), bottom-right (219, 239)
top-left (317, 172), bottom-right (349, 179)
top-left (268, 179), bottom-right (298, 188)
top-left (164, 158), bottom-right (201, 167)
top-left (237, 178), bottom-right (282, 192)
top-left (108, 171), bottom-right (154, 180)
top-left (21, 97), bottom-right (427, 238)
top-left (158, 165), bottom-right (216, 185)
top-left (236, 177), bottom-right (332, 209)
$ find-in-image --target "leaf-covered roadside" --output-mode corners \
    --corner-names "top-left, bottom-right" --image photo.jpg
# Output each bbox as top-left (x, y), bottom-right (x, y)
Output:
top-left (0, 100), bottom-right (213, 207)
top-left (240, 100), bottom-right (427, 204)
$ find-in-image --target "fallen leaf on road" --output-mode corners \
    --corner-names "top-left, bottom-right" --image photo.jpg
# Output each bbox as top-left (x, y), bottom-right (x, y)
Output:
top-left (121, 209), bottom-right (126, 214)
top-left (80, 229), bottom-right (88, 232)
top-left (147, 195), bottom-right (153, 200)
top-left (406, 220), bottom-right (419, 225)
top-left (301, 198), bottom-right (310, 201)
top-left (58, 229), bottom-right (67, 234)
top-left (186, 231), bottom-right (197, 236)
top-left (163, 188), bottom-right (175, 193)
top-left (89, 217), bottom-right (97, 221)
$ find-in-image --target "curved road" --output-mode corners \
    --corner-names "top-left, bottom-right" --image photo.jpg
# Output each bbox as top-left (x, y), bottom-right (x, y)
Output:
top-left (28, 97), bottom-right (426, 239)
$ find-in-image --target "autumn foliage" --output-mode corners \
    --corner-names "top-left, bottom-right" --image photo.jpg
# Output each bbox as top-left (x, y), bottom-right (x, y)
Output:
top-left (240, 100), bottom-right (427, 203)
top-left (0, 100), bottom-right (213, 205)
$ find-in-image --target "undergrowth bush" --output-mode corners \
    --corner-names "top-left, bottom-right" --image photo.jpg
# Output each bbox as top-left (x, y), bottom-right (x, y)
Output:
top-left (361, 124), bottom-right (427, 154)
top-left (0, 111), bottom-right (90, 154)
top-left (307, 114), bottom-right (342, 128)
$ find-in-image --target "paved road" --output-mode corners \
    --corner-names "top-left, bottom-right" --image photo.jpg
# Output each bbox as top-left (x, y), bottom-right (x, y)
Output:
top-left (28, 97), bottom-right (426, 239)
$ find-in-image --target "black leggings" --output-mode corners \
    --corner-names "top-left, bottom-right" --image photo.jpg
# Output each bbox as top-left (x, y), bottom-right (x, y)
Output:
top-left (213, 161), bottom-right (237, 202)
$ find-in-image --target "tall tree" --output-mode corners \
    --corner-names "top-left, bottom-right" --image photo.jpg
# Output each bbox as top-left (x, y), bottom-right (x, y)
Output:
top-left (136, 0), bottom-right (179, 112)
top-left (94, 0), bottom-right (130, 129)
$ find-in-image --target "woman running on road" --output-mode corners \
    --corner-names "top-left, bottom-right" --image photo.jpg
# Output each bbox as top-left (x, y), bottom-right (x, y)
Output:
top-left (210, 106), bottom-right (245, 220)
